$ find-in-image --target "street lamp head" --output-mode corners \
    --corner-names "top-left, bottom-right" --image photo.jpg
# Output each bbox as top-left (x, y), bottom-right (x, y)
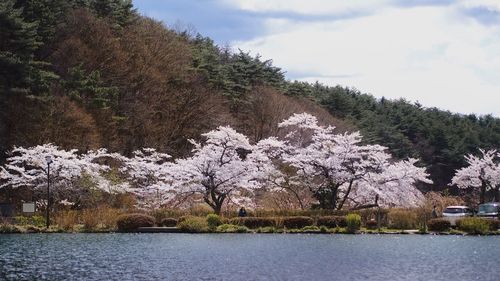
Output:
top-left (45, 155), bottom-right (53, 164)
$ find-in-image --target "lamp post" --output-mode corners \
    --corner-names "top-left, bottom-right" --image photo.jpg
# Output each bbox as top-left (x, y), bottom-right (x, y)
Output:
top-left (45, 155), bottom-right (53, 229)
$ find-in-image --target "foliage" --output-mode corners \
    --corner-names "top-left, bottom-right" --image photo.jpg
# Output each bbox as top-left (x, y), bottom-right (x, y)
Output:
top-left (388, 209), bottom-right (418, 230)
top-left (282, 216), bottom-right (314, 229)
top-left (216, 224), bottom-right (249, 233)
top-left (160, 218), bottom-right (178, 227)
top-left (456, 217), bottom-right (491, 234)
top-left (427, 218), bottom-right (451, 232)
top-left (365, 220), bottom-right (378, 230)
top-left (451, 149), bottom-right (500, 203)
top-left (206, 214), bottom-right (222, 230)
top-left (229, 217), bottom-right (276, 229)
top-left (0, 223), bottom-right (25, 233)
top-left (170, 126), bottom-right (276, 214)
top-left (346, 214), bottom-right (362, 233)
top-left (177, 216), bottom-right (209, 233)
top-left (0, 0), bottom-right (56, 94)
top-left (54, 210), bottom-right (79, 231)
top-left (1, 0), bottom-right (500, 204)
top-left (274, 113), bottom-right (431, 209)
top-left (0, 144), bottom-right (123, 206)
top-left (256, 226), bottom-right (278, 233)
top-left (316, 216), bottom-right (347, 228)
top-left (301, 225), bottom-right (321, 233)
top-left (489, 219), bottom-right (500, 231)
top-left (116, 213), bottom-right (154, 232)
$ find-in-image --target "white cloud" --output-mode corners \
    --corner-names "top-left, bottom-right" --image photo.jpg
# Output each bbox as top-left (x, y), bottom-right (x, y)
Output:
top-left (220, 0), bottom-right (392, 15)
top-left (230, 2), bottom-right (500, 116)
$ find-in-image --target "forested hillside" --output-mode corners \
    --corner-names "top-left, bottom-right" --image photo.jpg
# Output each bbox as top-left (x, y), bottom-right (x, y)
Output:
top-left (1, 0), bottom-right (499, 191)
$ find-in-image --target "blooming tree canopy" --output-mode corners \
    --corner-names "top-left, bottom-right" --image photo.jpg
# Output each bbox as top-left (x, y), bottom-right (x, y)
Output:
top-left (0, 144), bottom-right (113, 206)
top-left (169, 126), bottom-right (275, 214)
top-left (118, 148), bottom-right (174, 209)
top-left (451, 149), bottom-right (500, 203)
top-left (274, 113), bottom-right (432, 209)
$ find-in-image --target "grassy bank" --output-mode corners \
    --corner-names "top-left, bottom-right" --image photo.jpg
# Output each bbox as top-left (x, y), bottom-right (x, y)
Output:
top-left (2, 208), bottom-right (499, 235)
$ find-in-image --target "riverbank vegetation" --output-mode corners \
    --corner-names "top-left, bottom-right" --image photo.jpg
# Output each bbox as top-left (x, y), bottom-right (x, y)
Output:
top-left (2, 205), bottom-right (500, 236)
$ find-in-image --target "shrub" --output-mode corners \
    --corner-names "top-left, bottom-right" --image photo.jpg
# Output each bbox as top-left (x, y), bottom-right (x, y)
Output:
top-left (316, 216), bottom-right (347, 228)
top-left (282, 216), bottom-right (314, 229)
top-left (81, 209), bottom-right (100, 231)
top-left (0, 224), bottom-right (24, 233)
top-left (206, 214), bottom-right (222, 230)
top-left (116, 214), bottom-right (155, 232)
top-left (319, 225), bottom-right (329, 233)
top-left (54, 210), bottom-right (78, 231)
top-left (216, 224), bottom-right (249, 233)
top-left (256, 226), bottom-right (277, 233)
top-left (177, 216), bottom-right (209, 233)
top-left (189, 204), bottom-right (214, 217)
top-left (427, 218), bottom-right (451, 232)
top-left (15, 215), bottom-right (46, 228)
top-left (160, 218), bottom-right (178, 227)
top-left (178, 216), bottom-right (189, 223)
top-left (96, 207), bottom-right (123, 230)
top-left (230, 217), bottom-right (276, 228)
top-left (365, 220), bottom-right (378, 230)
top-left (388, 209), bottom-right (418, 230)
top-left (14, 216), bottom-right (30, 225)
top-left (31, 216), bottom-right (46, 228)
top-left (457, 218), bottom-right (490, 234)
top-left (301, 226), bottom-right (321, 233)
top-left (488, 219), bottom-right (500, 231)
top-left (346, 214), bottom-right (362, 233)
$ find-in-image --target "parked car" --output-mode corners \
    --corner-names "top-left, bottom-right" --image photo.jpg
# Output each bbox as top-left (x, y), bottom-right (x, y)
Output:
top-left (477, 202), bottom-right (500, 219)
top-left (442, 206), bottom-right (474, 226)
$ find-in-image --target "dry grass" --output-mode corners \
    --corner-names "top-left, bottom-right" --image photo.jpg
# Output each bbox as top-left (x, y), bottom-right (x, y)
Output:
top-left (54, 210), bottom-right (79, 231)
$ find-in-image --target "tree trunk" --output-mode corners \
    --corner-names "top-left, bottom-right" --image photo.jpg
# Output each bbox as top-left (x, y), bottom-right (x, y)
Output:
top-left (480, 185), bottom-right (486, 204)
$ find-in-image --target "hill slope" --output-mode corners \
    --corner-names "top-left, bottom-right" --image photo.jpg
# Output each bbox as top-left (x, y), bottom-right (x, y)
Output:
top-left (1, 0), bottom-right (500, 189)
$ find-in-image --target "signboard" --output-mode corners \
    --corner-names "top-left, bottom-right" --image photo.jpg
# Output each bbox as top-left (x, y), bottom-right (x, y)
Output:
top-left (22, 203), bottom-right (36, 213)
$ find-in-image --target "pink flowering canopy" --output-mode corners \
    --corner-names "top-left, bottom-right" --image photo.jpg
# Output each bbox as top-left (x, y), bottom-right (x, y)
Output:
top-left (272, 113), bottom-right (432, 209)
top-left (451, 149), bottom-right (500, 203)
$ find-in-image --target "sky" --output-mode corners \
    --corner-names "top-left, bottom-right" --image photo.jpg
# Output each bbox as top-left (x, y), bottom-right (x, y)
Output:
top-left (133, 0), bottom-right (500, 116)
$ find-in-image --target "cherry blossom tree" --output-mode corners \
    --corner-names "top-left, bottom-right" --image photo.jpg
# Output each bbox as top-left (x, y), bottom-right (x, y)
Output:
top-left (118, 148), bottom-right (175, 209)
top-left (169, 126), bottom-right (275, 214)
top-left (451, 149), bottom-right (500, 203)
top-left (0, 144), bottom-right (114, 206)
top-left (273, 113), bottom-right (432, 209)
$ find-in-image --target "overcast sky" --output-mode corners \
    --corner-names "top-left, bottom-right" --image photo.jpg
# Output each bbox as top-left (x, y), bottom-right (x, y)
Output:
top-left (134, 0), bottom-right (500, 116)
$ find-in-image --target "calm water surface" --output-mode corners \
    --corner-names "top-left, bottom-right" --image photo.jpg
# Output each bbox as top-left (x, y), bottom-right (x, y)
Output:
top-left (0, 233), bottom-right (499, 280)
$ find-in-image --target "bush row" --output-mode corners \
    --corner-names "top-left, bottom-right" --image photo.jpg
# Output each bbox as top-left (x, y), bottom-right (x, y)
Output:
top-left (109, 213), bottom-right (382, 232)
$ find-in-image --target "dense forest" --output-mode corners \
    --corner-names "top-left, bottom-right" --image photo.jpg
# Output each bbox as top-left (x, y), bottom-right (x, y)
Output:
top-left (1, 0), bottom-right (500, 192)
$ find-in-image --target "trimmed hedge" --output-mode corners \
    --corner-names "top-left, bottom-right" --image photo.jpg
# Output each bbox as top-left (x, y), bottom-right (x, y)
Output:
top-left (230, 217), bottom-right (276, 228)
top-left (117, 214), bottom-right (155, 232)
top-left (457, 218), bottom-right (490, 234)
top-left (427, 218), bottom-right (451, 232)
top-left (365, 220), bottom-right (378, 230)
top-left (283, 216), bottom-right (314, 229)
top-left (160, 218), bottom-right (178, 227)
top-left (316, 216), bottom-right (347, 228)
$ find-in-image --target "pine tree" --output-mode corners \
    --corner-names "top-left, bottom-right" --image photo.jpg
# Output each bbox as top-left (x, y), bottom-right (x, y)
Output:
top-left (0, 0), bottom-right (41, 93)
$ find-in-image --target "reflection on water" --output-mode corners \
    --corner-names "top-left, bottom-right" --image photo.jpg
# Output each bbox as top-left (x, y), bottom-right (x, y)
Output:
top-left (0, 233), bottom-right (499, 281)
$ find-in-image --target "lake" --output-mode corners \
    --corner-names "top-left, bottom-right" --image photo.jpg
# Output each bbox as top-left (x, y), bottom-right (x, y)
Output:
top-left (0, 233), bottom-right (499, 280)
